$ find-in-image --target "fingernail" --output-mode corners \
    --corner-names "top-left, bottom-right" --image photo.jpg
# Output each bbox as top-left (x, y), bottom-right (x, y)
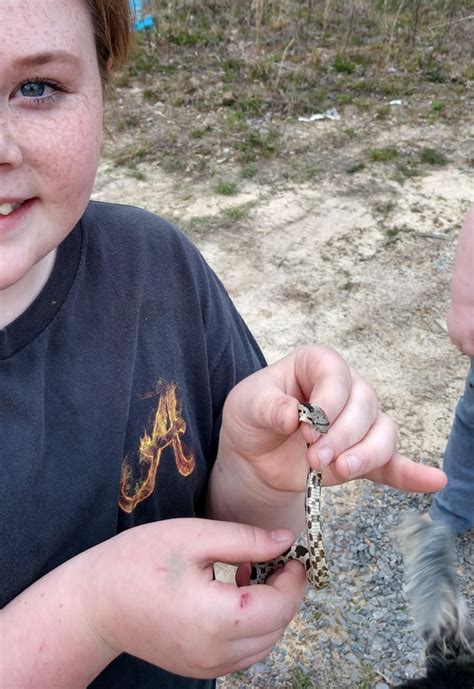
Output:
top-left (344, 454), bottom-right (362, 476)
top-left (271, 529), bottom-right (294, 543)
top-left (317, 446), bottom-right (334, 469)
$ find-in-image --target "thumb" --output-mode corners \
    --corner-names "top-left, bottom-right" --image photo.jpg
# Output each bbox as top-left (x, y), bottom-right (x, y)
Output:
top-left (189, 519), bottom-right (295, 567)
top-left (250, 391), bottom-right (301, 436)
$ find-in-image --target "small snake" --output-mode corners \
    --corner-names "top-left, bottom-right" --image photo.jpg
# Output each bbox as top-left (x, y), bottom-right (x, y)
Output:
top-left (250, 402), bottom-right (330, 589)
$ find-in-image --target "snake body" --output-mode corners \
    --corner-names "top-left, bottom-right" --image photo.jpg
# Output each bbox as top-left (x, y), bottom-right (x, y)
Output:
top-left (250, 402), bottom-right (330, 589)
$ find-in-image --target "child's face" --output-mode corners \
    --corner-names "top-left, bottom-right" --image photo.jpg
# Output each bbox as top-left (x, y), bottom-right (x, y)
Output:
top-left (0, 0), bottom-right (104, 291)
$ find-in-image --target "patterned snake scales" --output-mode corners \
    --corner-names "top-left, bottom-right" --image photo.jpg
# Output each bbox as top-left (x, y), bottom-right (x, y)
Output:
top-left (250, 402), bottom-right (330, 589)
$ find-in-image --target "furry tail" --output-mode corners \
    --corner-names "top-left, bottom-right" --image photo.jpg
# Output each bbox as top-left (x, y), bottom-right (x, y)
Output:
top-left (395, 513), bottom-right (474, 689)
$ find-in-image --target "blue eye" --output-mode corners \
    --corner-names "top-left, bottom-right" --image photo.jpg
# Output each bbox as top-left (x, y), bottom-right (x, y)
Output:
top-left (21, 81), bottom-right (47, 98)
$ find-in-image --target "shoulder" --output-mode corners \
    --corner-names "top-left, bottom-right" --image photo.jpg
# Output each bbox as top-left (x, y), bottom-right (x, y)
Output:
top-left (81, 200), bottom-right (218, 286)
top-left (83, 200), bottom-right (196, 255)
top-left (81, 199), bottom-right (235, 323)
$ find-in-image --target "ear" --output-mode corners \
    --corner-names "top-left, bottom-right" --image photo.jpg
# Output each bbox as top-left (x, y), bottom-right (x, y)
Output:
top-left (106, 58), bottom-right (114, 74)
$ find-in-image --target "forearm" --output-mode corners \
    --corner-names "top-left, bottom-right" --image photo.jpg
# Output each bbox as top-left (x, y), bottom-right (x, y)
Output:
top-left (206, 450), bottom-right (305, 534)
top-left (450, 207), bottom-right (474, 309)
top-left (1, 550), bottom-right (118, 689)
top-left (447, 207), bottom-right (474, 353)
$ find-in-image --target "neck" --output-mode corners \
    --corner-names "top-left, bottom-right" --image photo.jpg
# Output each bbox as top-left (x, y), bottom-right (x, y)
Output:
top-left (0, 250), bottom-right (57, 329)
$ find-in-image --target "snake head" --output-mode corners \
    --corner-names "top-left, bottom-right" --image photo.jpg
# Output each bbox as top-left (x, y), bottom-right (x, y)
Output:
top-left (298, 402), bottom-right (330, 434)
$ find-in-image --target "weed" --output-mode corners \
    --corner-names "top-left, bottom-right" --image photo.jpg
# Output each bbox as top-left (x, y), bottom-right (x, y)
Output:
top-left (334, 54), bottom-right (356, 74)
top-left (355, 661), bottom-right (379, 688)
top-left (215, 180), bottom-right (238, 196)
top-left (375, 104), bottom-right (390, 120)
top-left (464, 66), bottom-right (474, 81)
top-left (234, 92), bottom-right (265, 115)
top-left (336, 93), bottom-right (351, 105)
top-left (386, 227), bottom-right (401, 240)
top-left (235, 128), bottom-right (279, 163)
top-left (169, 94), bottom-right (185, 108)
top-left (396, 162), bottom-right (422, 179)
top-left (353, 96), bottom-right (372, 111)
top-left (431, 100), bottom-right (445, 113)
top-left (374, 199), bottom-right (396, 216)
top-left (368, 147), bottom-right (399, 163)
top-left (222, 203), bottom-right (253, 222)
top-left (424, 65), bottom-right (446, 83)
top-left (113, 143), bottom-right (154, 167)
top-left (346, 161), bottom-right (366, 174)
top-left (190, 128), bottom-right (208, 139)
top-left (221, 57), bottom-right (244, 81)
top-left (240, 165), bottom-right (258, 179)
top-left (128, 168), bottom-right (146, 182)
top-left (188, 215), bottom-right (220, 232)
top-left (419, 147), bottom-right (448, 166)
top-left (294, 160), bottom-right (322, 183)
top-left (290, 667), bottom-right (313, 689)
top-left (143, 88), bottom-right (158, 102)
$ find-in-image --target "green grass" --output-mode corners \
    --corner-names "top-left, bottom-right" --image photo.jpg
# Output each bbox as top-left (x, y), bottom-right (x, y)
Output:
top-left (368, 146), bottom-right (399, 163)
top-left (355, 662), bottom-right (380, 688)
top-left (222, 203), bottom-right (253, 222)
top-left (215, 180), bottom-right (238, 196)
top-left (290, 667), bottom-right (313, 689)
top-left (334, 54), bottom-right (356, 74)
top-left (235, 128), bottom-right (280, 163)
top-left (240, 165), bottom-right (258, 179)
top-left (419, 147), bottom-right (448, 165)
top-left (431, 99), bottom-right (445, 113)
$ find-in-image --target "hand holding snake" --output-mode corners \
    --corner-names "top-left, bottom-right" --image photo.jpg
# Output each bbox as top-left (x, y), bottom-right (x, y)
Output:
top-left (211, 345), bottom-right (447, 578)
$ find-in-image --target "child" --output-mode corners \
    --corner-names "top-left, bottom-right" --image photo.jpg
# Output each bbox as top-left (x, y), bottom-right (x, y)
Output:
top-left (0, 2), bottom-right (446, 688)
top-left (429, 206), bottom-right (474, 535)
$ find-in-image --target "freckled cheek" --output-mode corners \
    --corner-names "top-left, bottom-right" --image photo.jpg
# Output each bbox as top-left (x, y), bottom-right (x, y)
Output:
top-left (30, 108), bottom-right (103, 208)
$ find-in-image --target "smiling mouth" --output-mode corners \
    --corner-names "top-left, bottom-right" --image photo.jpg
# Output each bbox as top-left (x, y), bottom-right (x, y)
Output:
top-left (0, 202), bottom-right (25, 216)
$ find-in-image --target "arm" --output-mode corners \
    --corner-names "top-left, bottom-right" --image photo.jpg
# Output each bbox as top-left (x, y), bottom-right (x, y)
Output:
top-left (1, 519), bottom-right (307, 688)
top-left (447, 206), bottom-right (474, 355)
top-left (1, 549), bottom-right (118, 689)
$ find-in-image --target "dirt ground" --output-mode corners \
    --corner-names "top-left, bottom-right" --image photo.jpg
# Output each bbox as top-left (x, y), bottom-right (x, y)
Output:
top-left (94, 94), bottom-right (472, 686)
top-left (95, 102), bottom-right (472, 459)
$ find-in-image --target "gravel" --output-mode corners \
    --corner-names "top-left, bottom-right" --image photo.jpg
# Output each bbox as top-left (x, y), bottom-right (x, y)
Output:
top-left (217, 482), bottom-right (473, 689)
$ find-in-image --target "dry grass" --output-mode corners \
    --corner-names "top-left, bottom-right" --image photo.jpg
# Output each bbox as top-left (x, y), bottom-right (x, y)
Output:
top-left (105, 1), bottom-right (473, 179)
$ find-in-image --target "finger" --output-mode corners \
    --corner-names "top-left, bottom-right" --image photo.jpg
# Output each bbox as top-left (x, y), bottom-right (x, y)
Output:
top-left (264, 558), bottom-right (307, 591)
top-left (188, 520), bottom-right (296, 570)
top-left (210, 560), bottom-right (306, 640)
top-left (321, 411), bottom-right (397, 482)
top-left (218, 635), bottom-right (281, 676)
top-left (241, 345), bottom-right (352, 439)
top-left (364, 452), bottom-right (448, 493)
top-left (306, 371), bottom-right (379, 469)
top-left (290, 345), bottom-right (352, 443)
top-left (235, 562), bottom-right (251, 587)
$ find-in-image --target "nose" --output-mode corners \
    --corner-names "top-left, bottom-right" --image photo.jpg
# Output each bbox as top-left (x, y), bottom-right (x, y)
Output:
top-left (0, 117), bottom-right (23, 168)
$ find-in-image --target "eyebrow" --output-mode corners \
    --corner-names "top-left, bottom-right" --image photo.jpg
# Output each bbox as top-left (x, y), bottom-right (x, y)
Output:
top-left (13, 50), bottom-right (81, 69)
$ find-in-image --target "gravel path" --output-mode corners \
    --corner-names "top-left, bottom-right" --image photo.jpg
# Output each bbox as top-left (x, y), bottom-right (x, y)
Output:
top-left (217, 485), bottom-right (473, 688)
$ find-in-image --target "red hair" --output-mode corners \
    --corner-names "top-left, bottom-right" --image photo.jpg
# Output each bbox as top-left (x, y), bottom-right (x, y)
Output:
top-left (84, 0), bottom-right (133, 83)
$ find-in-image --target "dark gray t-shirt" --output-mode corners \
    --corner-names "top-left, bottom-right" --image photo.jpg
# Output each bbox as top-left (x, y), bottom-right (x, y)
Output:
top-left (0, 201), bottom-right (265, 688)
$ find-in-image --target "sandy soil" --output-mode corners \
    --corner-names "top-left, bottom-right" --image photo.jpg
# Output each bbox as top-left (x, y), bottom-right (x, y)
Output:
top-left (94, 107), bottom-right (473, 687)
top-left (95, 112), bottom-right (472, 460)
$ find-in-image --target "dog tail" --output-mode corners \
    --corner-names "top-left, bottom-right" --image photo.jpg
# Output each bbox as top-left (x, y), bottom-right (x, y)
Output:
top-left (395, 513), bottom-right (474, 688)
